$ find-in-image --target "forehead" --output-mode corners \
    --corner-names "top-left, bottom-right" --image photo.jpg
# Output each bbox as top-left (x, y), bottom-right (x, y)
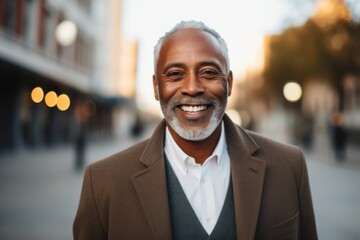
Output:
top-left (157, 28), bottom-right (225, 67)
top-left (164, 28), bottom-right (219, 46)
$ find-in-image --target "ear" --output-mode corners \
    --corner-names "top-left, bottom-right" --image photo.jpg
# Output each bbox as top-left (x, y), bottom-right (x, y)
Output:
top-left (227, 71), bottom-right (233, 96)
top-left (153, 75), bottom-right (160, 101)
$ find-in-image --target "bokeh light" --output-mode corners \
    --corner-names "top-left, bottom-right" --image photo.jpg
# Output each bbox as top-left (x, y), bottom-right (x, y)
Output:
top-left (283, 82), bottom-right (302, 102)
top-left (31, 87), bottom-right (44, 103)
top-left (82, 100), bottom-right (96, 117)
top-left (45, 91), bottom-right (58, 107)
top-left (226, 109), bottom-right (241, 126)
top-left (57, 94), bottom-right (71, 111)
top-left (55, 20), bottom-right (77, 47)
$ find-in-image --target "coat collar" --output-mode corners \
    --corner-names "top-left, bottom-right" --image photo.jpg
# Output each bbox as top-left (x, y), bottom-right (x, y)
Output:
top-left (131, 119), bottom-right (172, 240)
top-left (224, 114), bottom-right (266, 239)
top-left (132, 116), bottom-right (266, 240)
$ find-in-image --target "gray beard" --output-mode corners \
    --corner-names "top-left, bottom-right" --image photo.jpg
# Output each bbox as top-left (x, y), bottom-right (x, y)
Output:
top-left (160, 97), bottom-right (226, 141)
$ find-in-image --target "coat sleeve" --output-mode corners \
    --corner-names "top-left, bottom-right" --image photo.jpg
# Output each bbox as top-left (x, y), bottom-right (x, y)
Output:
top-left (73, 165), bottom-right (106, 240)
top-left (298, 149), bottom-right (318, 240)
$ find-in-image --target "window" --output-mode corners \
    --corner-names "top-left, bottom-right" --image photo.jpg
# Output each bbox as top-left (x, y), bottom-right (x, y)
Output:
top-left (14, 0), bottom-right (25, 36)
top-left (0, 0), bottom-right (26, 38)
top-left (37, 0), bottom-right (45, 47)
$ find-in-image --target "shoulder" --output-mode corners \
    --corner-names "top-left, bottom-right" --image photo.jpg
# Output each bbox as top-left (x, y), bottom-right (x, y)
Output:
top-left (224, 115), bottom-right (305, 168)
top-left (246, 129), bottom-right (302, 157)
top-left (245, 129), bottom-right (306, 179)
top-left (224, 114), bottom-right (303, 161)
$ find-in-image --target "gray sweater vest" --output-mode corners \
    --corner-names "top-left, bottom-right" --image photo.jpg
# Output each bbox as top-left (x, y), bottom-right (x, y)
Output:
top-left (165, 159), bottom-right (237, 240)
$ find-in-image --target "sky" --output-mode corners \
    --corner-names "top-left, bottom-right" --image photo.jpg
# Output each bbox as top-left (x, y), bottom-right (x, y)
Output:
top-left (120, 0), bottom-right (356, 113)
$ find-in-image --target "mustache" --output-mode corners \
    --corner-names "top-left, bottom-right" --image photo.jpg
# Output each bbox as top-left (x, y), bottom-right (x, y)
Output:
top-left (169, 96), bottom-right (217, 108)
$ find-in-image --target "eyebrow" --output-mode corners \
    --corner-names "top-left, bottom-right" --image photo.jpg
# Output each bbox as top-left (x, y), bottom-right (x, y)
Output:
top-left (162, 63), bottom-right (186, 74)
top-left (197, 61), bottom-right (223, 72)
top-left (162, 61), bottom-right (223, 74)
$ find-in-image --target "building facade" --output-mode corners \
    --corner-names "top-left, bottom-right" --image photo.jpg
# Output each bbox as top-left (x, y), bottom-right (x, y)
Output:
top-left (0, 0), bottom-right (131, 152)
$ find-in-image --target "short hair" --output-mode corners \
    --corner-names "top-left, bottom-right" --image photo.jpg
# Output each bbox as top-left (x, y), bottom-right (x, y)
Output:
top-left (153, 20), bottom-right (230, 73)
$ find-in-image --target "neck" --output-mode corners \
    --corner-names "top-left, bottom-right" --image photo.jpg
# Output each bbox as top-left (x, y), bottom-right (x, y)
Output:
top-left (168, 123), bottom-right (222, 165)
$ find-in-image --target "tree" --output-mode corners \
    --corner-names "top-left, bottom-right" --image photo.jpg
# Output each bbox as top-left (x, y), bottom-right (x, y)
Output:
top-left (263, 12), bottom-right (360, 110)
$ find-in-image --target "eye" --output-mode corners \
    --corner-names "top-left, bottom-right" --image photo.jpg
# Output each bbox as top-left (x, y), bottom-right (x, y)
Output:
top-left (167, 71), bottom-right (184, 80)
top-left (200, 69), bottom-right (219, 79)
top-left (169, 71), bottom-right (182, 76)
top-left (203, 70), bottom-right (217, 75)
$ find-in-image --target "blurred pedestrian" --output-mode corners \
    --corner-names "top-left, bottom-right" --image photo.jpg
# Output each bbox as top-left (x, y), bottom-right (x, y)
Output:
top-left (131, 111), bottom-right (144, 138)
top-left (74, 101), bottom-right (88, 172)
top-left (74, 121), bottom-right (86, 171)
top-left (73, 20), bottom-right (317, 239)
top-left (298, 113), bottom-right (315, 152)
top-left (330, 111), bottom-right (347, 161)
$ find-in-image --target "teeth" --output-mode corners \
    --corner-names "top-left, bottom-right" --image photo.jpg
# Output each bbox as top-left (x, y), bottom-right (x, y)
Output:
top-left (181, 105), bottom-right (207, 113)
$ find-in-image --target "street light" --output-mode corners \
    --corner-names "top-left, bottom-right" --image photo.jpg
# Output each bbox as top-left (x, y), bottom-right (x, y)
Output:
top-left (283, 82), bottom-right (302, 102)
top-left (57, 94), bottom-right (71, 111)
top-left (55, 20), bottom-right (77, 47)
top-left (31, 87), bottom-right (44, 103)
top-left (45, 91), bottom-right (58, 107)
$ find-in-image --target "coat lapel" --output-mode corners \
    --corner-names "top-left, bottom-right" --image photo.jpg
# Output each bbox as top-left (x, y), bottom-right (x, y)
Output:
top-left (224, 115), bottom-right (266, 240)
top-left (132, 120), bottom-right (172, 240)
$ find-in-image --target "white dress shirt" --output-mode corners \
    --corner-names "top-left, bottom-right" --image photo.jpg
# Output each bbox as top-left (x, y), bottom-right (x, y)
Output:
top-left (164, 121), bottom-right (231, 234)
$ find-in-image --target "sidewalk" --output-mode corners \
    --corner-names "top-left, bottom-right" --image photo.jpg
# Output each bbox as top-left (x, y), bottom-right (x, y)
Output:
top-left (0, 130), bottom-right (150, 240)
top-left (305, 157), bottom-right (360, 240)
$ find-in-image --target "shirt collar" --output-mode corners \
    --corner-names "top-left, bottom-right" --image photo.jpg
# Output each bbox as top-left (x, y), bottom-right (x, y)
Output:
top-left (164, 121), bottom-right (227, 175)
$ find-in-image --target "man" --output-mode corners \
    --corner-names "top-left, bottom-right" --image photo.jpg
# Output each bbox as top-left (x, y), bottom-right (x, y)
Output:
top-left (73, 20), bottom-right (318, 240)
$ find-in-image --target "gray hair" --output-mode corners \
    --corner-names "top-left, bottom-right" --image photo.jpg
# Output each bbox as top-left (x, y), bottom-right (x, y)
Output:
top-left (153, 20), bottom-right (230, 73)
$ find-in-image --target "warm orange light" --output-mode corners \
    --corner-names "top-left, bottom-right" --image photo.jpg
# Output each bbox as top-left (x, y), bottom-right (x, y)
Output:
top-left (31, 87), bottom-right (44, 103)
top-left (45, 91), bottom-right (58, 107)
top-left (57, 94), bottom-right (71, 111)
top-left (82, 100), bottom-right (96, 117)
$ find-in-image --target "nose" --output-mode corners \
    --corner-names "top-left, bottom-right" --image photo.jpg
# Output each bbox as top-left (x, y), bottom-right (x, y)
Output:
top-left (180, 73), bottom-right (205, 96)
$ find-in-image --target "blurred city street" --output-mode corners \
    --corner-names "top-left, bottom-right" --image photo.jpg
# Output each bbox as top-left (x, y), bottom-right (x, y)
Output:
top-left (1, 0), bottom-right (360, 239)
top-left (0, 123), bottom-right (359, 240)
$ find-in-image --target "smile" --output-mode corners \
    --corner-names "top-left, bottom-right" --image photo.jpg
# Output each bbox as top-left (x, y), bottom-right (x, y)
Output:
top-left (180, 105), bottom-right (208, 113)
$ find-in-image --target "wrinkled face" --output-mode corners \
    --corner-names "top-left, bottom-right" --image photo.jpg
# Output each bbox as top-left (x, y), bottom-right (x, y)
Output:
top-left (153, 28), bottom-right (233, 141)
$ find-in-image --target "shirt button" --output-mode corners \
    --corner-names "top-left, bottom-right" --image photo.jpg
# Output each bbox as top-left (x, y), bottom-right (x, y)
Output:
top-left (206, 218), bottom-right (211, 223)
top-left (200, 178), bottom-right (205, 184)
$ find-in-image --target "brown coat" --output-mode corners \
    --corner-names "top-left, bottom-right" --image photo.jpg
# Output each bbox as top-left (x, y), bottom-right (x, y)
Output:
top-left (73, 115), bottom-right (318, 240)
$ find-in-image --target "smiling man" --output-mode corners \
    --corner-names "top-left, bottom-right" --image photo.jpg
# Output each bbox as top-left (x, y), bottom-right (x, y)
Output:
top-left (73, 20), bottom-right (318, 240)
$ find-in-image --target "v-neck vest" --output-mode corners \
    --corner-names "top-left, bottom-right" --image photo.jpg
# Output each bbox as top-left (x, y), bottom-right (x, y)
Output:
top-left (165, 158), bottom-right (237, 240)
